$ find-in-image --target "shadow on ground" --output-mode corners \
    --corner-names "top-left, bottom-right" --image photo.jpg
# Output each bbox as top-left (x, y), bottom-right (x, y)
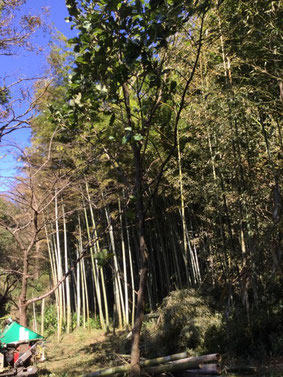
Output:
top-left (38, 329), bottom-right (131, 377)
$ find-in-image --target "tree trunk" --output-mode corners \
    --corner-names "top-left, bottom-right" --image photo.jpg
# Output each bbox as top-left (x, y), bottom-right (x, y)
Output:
top-left (19, 248), bottom-right (29, 326)
top-left (19, 302), bottom-right (28, 327)
top-left (130, 142), bottom-right (149, 377)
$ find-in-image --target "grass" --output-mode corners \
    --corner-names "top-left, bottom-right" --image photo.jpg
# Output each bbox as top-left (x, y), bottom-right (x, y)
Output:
top-left (37, 328), bottom-right (131, 377)
top-left (35, 325), bottom-right (283, 377)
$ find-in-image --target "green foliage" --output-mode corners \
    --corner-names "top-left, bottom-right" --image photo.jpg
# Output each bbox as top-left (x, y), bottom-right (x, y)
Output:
top-left (63, 0), bottom-right (208, 151)
top-left (94, 249), bottom-right (114, 268)
top-left (41, 305), bottom-right (102, 336)
top-left (0, 86), bottom-right (10, 105)
top-left (88, 316), bottom-right (102, 330)
top-left (43, 304), bottom-right (58, 336)
top-left (224, 277), bottom-right (283, 358)
top-left (4, 0), bottom-right (281, 360)
top-left (142, 289), bottom-right (223, 356)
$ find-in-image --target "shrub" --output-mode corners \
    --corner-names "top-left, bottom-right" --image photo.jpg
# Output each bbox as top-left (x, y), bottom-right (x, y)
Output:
top-left (43, 304), bottom-right (58, 336)
top-left (142, 289), bottom-right (223, 357)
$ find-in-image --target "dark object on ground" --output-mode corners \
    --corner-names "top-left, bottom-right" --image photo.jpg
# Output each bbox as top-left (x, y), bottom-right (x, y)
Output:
top-left (175, 363), bottom-right (221, 375)
top-left (84, 352), bottom-right (221, 377)
top-left (16, 367), bottom-right (38, 377)
top-left (225, 366), bottom-right (257, 374)
top-left (0, 319), bottom-right (44, 377)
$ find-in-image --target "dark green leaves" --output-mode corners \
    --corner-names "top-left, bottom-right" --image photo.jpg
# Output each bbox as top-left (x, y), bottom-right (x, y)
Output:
top-left (0, 86), bottom-right (10, 105)
top-left (94, 249), bottom-right (114, 267)
top-left (124, 41), bottom-right (141, 65)
top-left (65, 0), bottom-right (79, 17)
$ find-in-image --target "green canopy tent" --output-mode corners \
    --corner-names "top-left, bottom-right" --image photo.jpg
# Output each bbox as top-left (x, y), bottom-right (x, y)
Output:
top-left (0, 320), bottom-right (43, 346)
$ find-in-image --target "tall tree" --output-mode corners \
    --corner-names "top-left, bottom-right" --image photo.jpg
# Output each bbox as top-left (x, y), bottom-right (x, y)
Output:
top-left (63, 0), bottom-right (208, 374)
top-left (0, 0), bottom-right (46, 141)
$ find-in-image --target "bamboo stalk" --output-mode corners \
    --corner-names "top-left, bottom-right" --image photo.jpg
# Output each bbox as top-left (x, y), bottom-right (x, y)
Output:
top-left (105, 206), bottom-right (125, 328)
top-left (176, 364), bottom-right (222, 375)
top-left (83, 194), bottom-right (106, 331)
top-left (41, 298), bottom-right (45, 336)
top-left (76, 243), bottom-right (81, 328)
top-left (174, 375), bottom-right (218, 377)
top-left (55, 193), bottom-right (63, 339)
top-left (142, 351), bottom-right (191, 367)
top-left (84, 354), bottom-right (221, 377)
top-left (143, 356), bottom-right (216, 376)
top-left (32, 301), bottom-right (37, 333)
top-left (118, 199), bottom-right (129, 327)
top-left (62, 203), bottom-right (71, 334)
top-left (78, 216), bottom-right (86, 329)
top-left (86, 182), bottom-right (109, 330)
top-left (124, 210), bottom-right (135, 328)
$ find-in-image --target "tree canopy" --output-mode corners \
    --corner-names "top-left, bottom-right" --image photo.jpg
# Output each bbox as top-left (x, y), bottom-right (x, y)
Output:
top-left (0, 0), bottom-right (282, 371)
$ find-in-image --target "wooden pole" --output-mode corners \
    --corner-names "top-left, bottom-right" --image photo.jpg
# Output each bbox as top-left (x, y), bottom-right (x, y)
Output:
top-left (175, 364), bottom-right (222, 375)
top-left (84, 354), bottom-right (221, 377)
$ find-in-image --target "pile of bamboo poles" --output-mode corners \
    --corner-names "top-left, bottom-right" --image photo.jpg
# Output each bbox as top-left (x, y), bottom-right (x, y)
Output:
top-left (84, 351), bottom-right (222, 377)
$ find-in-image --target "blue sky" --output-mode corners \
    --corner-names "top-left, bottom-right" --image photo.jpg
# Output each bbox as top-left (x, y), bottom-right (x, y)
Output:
top-left (0, 0), bottom-right (75, 191)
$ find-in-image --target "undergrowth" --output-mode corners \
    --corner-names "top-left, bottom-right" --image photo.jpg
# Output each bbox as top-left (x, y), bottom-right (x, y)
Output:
top-left (141, 289), bottom-right (223, 357)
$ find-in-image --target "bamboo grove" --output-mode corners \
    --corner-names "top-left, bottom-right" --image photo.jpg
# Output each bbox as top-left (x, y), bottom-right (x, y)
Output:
top-left (0, 0), bottom-right (282, 359)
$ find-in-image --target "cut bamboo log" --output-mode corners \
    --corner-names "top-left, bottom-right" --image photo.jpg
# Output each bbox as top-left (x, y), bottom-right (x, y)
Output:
top-left (172, 375), bottom-right (218, 377)
top-left (142, 351), bottom-right (191, 367)
top-left (84, 354), bottom-right (221, 377)
top-left (144, 355), bottom-right (220, 376)
top-left (176, 364), bottom-right (221, 375)
top-left (84, 350), bottom-right (190, 377)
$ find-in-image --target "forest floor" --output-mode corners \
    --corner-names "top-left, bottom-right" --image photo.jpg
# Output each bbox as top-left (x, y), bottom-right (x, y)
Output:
top-left (37, 327), bottom-right (131, 377)
top-left (37, 328), bottom-right (283, 377)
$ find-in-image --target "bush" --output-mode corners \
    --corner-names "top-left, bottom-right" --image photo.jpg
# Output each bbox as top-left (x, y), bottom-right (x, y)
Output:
top-left (224, 277), bottom-right (283, 358)
top-left (142, 289), bottom-right (223, 357)
top-left (43, 304), bottom-right (58, 336)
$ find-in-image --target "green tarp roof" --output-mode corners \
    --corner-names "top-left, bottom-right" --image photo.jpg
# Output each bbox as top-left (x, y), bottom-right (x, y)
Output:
top-left (0, 321), bottom-right (43, 346)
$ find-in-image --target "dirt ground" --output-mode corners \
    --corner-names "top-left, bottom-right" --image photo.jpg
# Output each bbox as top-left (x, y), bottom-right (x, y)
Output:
top-left (37, 329), bottom-right (283, 377)
top-left (37, 328), bottom-right (131, 377)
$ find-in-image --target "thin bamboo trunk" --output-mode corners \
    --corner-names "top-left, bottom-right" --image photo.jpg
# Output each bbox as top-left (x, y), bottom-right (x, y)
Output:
top-left (62, 203), bottom-right (71, 334)
top-left (76, 244), bottom-right (81, 328)
top-left (118, 199), bottom-right (129, 327)
top-left (177, 127), bottom-right (191, 286)
top-left (45, 225), bottom-right (58, 291)
top-left (125, 218), bottom-right (135, 327)
top-left (151, 221), bottom-right (166, 297)
top-left (78, 216), bottom-right (87, 329)
top-left (45, 224), bottom-right (60, 335)
top-left (83, 202), bottom-right (106, 331)
top-left (153, 215), bottom-right (170, 291)
top-left (147, 230), bottom-right (158, 305)
top-left (220, 15), bottom-right (251, 323)
top-left (41, 299), bottom-right (45, 336)
top-left (105, 206), bottom-right (125, 328)
top-left (169, 225), bottom-right (182, 288)
top-left (83, 257), bottom-right (90, 329)
top-left (51, 234), bottom-right (62, 339)
top-left (55, 193), bottom-right (63, 339)
top-left (86, 182), bottom-right (109, 330)
top-left (32, 301), bottom-right (37, 333)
